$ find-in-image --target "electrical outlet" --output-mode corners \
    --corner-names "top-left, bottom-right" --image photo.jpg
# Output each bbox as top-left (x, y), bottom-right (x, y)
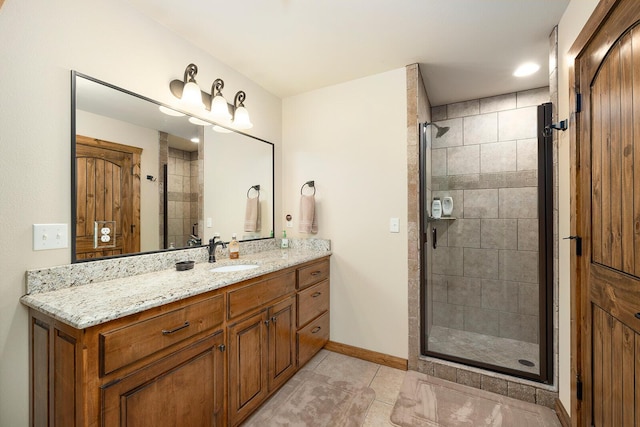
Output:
top-left (33, 224), bottom-right (69, 250)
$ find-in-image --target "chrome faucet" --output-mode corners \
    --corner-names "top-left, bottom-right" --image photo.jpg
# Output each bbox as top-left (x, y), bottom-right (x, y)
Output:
top-left (208, 236), bottom-right (226, 263)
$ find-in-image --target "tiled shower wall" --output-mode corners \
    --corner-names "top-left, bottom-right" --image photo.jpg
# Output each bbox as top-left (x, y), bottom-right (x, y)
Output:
top-left (429, 87), bottom-right (550, 344)
top-left (166, 147), bottom-right (199, 248)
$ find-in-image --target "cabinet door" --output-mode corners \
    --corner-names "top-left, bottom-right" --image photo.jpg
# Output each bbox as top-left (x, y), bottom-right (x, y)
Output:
top-left (268, 295), bottom-right (297, 391)
top-left (227, 309), bottom-right (268, 427)
top-left (101, 330), bottom-right (225, 427)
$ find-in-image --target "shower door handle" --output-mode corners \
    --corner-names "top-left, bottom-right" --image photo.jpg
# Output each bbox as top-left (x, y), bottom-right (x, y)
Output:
top-left (432, 227), bottom-right (437, 249)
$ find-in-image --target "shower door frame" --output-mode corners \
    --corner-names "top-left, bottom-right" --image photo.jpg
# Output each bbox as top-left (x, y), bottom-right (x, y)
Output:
top-left (419, 103), bottom-right (555, 384)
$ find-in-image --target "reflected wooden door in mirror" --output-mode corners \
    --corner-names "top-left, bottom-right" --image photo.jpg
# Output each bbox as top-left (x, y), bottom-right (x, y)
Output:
top-left (75, 135), bottom-right (141, 259)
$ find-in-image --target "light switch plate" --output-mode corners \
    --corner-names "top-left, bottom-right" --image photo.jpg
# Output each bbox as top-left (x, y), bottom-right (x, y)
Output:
top-left (390, 217), bottom-right (400, 233)
top-left (33, 224), bottom-right (69, 250)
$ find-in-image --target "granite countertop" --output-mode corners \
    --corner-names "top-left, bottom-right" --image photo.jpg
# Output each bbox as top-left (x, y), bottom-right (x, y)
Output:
top-left (21, 248), bottom-right (330, 330)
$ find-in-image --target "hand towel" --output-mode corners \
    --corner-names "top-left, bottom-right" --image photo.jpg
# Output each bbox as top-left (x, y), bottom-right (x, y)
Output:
top-left (244, 195), bottom-right (260, 232)
top-left (299, 195), bottom-right (318, 234)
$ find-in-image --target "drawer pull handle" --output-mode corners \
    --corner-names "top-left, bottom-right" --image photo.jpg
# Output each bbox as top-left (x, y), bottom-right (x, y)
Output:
top-left (311, 292), bottom-right (322, 298)
top-left (161, 321), bottom-right (190, 335)
top-left (311, 326), bottom-right (321, 334)
top-left (310, 271), bottom-right (322, 276)
top-left (635, 312), bottom-right (640, 320)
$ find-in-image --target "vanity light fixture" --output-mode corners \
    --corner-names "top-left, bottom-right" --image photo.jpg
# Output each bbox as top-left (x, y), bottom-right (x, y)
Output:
top-left (210, 78), bottom-right (232, 122)
top-left (179, 63), bottom-right (206, 108)
top-left (232, 91), bottom-right (253, 130)
top-left (169, 63), bottom-right (253, 130)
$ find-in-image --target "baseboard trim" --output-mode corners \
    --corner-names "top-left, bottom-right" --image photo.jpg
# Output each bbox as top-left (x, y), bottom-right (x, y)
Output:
top-left (324, 341), bottom-right (408, 371)
top-left (555, 398), bottom-right (570, 427)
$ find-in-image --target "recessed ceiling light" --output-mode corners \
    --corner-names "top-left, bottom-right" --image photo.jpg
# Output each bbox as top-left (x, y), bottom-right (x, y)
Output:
top-left (190, 137), bottom-right (200, 143)
top-left (513, 62), bottom-right (540, 77)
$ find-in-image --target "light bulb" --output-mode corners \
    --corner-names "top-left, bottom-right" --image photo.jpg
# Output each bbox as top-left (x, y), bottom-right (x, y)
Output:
top-left (210, 94), bottom-right (232, 121)
top-left (181, 81), bottom-right (205, 108)
top-left (233, 106), bottom-right (253, 130)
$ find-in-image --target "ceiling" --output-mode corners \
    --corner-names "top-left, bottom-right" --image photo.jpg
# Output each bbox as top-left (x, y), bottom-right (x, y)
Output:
top-left (129, 0), bottom-right (570, 106)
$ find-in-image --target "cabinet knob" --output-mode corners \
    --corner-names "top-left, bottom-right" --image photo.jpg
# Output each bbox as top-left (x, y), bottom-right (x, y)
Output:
top-left (218, 344), bottom-right (226, 352)
top-left (271, 316), bottom-right (277, 323)
top-left (264, 319), bottom-right (270, 326)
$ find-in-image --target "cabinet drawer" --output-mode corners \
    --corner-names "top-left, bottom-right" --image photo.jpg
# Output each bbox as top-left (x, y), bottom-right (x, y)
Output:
top-left (297, 259), bottom-right (329, 290)
top-left (227, 271), bottom-right (296, 319)
top-left (297, 311), bottom-right (329, 367)
top-left (297, 279), bottom-right (329, 328)
top-left (100, 295), bottom-right (224, 376)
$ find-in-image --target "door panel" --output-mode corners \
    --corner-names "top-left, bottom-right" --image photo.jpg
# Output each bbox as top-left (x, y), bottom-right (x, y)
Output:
top-left (75, 135), bottom-right (141, 259)
top-left (591, 305), bottom-right (637, 426)
top-left (576, 1), bottom-right (640, 425)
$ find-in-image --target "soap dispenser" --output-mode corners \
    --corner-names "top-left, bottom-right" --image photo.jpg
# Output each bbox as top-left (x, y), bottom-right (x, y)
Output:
top-left (229, 234), bottom-right (240, 259)
top-left (431, 197), bottom-right (442, 219)
top-left (281, 230), bottom-right (289, 249)
top-left (442, 196), bottom-right (453, 217)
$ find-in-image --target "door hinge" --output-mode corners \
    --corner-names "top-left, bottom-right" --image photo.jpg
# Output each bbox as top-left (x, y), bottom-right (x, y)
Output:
top-left (576, 376), bottom-right (583, 401)
top-left (576, 93), bottom-right (582, 113)
top-left (564, 235), bottom-right (582, 256)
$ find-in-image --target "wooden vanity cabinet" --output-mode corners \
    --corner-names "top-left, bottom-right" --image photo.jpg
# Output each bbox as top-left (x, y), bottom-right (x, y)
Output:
top-left (101, 330), bottom-right (225, 427)
top-left (296, 259), bottom-right (330, 367)
top-left (226, 272), bottom-right (297, 427)
top-left (29, 292), bottom-right (227, 427)
top-left (28, 256), bottom-right (330, 427)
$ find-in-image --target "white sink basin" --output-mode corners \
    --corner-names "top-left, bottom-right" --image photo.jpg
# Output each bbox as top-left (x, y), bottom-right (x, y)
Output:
top-left (210, 264), bottom-right (259, 273)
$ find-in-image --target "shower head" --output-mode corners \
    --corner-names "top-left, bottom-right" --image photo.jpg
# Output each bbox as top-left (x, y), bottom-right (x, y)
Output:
top-left (424, 122), bottom-right (450, 138)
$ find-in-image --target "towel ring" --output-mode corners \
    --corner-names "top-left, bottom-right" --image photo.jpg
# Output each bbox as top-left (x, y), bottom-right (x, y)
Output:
top-left (300, 180), bottom-right (316, 195)
top-left (247, 184), bottom-right (260, 198)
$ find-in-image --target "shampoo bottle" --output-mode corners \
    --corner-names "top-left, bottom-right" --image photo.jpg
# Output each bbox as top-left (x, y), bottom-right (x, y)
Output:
top-left (281, 230), bottom-right (289, 249)
top-left (431, 198), bottom-right (442, 219)
top-left (229, 234), bottom-right (240, 259)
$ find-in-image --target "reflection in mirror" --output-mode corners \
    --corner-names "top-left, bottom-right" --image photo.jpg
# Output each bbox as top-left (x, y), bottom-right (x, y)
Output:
top-left (72, 72), bottom-right (274, 262)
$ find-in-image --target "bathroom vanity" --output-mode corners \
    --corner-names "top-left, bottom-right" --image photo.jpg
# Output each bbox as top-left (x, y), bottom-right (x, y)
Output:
top-left (22, 247), bottom-right (330, 427)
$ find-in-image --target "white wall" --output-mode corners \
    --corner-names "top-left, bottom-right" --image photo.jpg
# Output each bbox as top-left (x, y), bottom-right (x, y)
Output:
top-left (203, 128), bottom-right (274, 241)
top-left (557, 0), bottom-right (599, 414)
top-left (0, 1), bottom-right (281, 425)
top-left (282, 68), bottom-right (409, 358)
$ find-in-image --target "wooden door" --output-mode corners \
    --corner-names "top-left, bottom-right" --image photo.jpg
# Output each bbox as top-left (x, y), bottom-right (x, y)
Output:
top-left (227, 309), bottom-right (268, 427)
top-left (101, 331), bottom-right (225, 427)
top-left (267, 295), bottom-right (296, 392)
top-left (75, 135), bottom-right (141, 259)
top-left (574, 1), bottom-right (640, 425)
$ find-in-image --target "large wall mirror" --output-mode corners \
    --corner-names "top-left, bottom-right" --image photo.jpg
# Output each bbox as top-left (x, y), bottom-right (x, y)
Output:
top-left (71, 72), bottom-right (274, 262)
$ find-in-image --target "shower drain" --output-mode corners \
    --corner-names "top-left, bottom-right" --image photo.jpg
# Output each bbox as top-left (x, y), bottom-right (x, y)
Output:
top-left (518, 359), bottom-right (535, 367)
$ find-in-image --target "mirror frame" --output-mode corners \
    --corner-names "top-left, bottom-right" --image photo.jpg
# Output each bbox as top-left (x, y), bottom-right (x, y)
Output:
top-left (71, 71), bottom-right (275, 263)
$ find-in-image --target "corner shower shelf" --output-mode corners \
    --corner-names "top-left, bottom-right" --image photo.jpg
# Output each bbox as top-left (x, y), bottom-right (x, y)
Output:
top-left (427, 216), bottom-right (456, 223)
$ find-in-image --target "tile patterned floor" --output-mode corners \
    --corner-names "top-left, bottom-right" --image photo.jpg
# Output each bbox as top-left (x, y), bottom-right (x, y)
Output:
top-left (248, 349), bottom-right (560, 426)
top-left (428, 326), bottom-right (540, 374)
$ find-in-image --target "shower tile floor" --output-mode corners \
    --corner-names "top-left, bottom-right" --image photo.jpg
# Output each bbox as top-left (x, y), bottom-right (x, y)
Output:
top-left (428, 326), bottom-right (539, 374)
